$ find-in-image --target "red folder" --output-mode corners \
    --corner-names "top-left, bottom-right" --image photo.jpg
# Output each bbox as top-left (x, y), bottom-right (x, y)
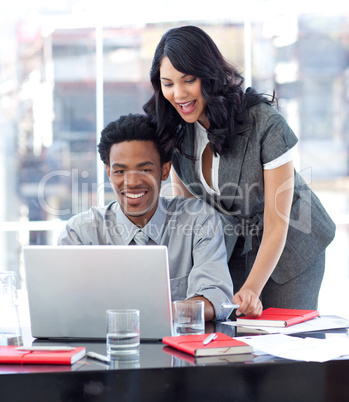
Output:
top-left (237, 308), bottom-right (319, 327)
top-left (162, 333), bottom-right (253, 357)
top-left (0, 346), bottom-right (86, 365)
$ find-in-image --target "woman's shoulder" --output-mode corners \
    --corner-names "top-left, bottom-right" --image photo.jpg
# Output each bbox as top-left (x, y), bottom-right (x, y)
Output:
top-left (243, 102), bottom-right (292, 136)
top-left (247, 101), bottom-right (281, 121)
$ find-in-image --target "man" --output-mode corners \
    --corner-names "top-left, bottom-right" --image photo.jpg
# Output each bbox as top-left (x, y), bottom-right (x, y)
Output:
top-left (58, 113), bottom-right (233, 321)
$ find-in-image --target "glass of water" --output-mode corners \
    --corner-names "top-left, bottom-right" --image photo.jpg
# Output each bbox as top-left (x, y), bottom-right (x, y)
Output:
top-left (172, 300), bottom-right (205, 336)
top-left (106, 309), bottom-right (140, 357)
top-left (0, 272), bottom-right (22, 346)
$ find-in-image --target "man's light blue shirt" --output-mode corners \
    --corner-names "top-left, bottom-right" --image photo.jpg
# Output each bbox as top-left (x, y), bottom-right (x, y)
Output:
top-left (58, 196), bottom-right (234, 320)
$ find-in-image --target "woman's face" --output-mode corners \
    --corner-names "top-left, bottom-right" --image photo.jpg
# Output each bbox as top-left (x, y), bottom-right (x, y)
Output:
top-left (159, 56), bottom-right (209, 129)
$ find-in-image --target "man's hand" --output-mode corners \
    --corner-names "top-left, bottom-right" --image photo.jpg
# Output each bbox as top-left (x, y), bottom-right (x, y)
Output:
top-left (233, 288), bottom-right (263, 318)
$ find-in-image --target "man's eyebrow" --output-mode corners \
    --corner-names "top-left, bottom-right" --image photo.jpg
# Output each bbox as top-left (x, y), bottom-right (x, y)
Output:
top-left (136, 161), bottom-right (155, 168)
top-left (110, 161), bottom-right (155, 169)
top-left (111, 163), bottom-right (127, 169)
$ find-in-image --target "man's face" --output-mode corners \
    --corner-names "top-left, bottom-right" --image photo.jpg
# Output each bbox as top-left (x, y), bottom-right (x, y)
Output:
top-left (106, 140), bottom-right (171, 227)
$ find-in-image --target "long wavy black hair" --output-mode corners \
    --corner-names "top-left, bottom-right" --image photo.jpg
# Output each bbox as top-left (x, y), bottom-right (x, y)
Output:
top-left (143, 25), bottom-right (274, 157)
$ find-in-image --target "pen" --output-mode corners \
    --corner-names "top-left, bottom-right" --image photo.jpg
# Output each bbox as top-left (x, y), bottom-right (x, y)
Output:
top-left (203, 333), bottom-right (217, 345)
top-left (86, 351), bottom-right (110, 364)
top-left (15, 346), bottom-right (76, 352)
top-left (221, 303), bottom-right (240, 309)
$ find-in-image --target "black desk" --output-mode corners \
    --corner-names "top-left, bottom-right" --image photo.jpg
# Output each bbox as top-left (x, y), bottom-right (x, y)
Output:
top-left (1, 326), bottom-right (349, 402)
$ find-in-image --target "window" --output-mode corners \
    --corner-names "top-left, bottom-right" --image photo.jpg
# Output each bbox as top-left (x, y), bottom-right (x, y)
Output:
top-left (0, 1), bottom-right (348, 319)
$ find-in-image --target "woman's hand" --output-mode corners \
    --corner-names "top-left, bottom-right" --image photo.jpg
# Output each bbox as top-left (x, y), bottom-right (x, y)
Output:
top-left (233, 288), bottom-right (263, 318)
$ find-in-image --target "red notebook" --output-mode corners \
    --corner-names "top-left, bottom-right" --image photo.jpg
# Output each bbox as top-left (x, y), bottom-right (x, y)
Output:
top-left (0, 346), bottom-right (86, 365)
top-left (163, 346), bottom-right (254, 364)
top-left (237, 308), bottom-right (319, 327)
top-left (162, 333), bottom-right (253, 357)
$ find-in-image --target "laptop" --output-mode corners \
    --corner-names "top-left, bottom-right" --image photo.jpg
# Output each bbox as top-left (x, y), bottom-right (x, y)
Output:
top-left (23, 245), bottom-right (173, 341)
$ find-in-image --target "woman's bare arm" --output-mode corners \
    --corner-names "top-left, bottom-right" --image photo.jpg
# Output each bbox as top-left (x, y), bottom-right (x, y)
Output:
top-left (233, 161), bottom-right (295, 317)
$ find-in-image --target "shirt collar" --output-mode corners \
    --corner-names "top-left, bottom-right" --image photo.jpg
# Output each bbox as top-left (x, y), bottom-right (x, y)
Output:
top-left (143, 197), bottom-right (167, 244)
top-left (113, 198), bottom-right (167, 245)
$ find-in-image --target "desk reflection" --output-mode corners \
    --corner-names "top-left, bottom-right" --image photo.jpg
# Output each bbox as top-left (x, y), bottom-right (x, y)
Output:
top-left (1, 323), bottom-right (348, 374)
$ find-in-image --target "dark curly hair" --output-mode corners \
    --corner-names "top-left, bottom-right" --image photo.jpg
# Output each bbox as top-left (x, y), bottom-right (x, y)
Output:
top-left (143, 25), bottom-right (274, 157)
top-left (98, 113), bottom-right (172, 166)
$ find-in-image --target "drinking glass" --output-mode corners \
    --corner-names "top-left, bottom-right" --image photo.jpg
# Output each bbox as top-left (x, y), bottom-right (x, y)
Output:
top-left (172, 300), bottom-right (205, 336)
top-left (0, 272), bottom-right (22, 346)
top-left (106, 309), bottom-right (140, 356)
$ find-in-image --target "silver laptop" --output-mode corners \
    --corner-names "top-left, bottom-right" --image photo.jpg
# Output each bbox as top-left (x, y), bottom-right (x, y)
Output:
top-left (23, 245), bottom-right (173, 341)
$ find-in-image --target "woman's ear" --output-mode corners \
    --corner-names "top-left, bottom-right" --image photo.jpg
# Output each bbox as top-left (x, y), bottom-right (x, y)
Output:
top-left (162, 161), bottom-right (172, 181)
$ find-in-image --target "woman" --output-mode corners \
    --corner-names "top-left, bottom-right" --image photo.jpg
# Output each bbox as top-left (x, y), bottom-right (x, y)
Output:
top-left (143, 25), bottom-right (335, 317)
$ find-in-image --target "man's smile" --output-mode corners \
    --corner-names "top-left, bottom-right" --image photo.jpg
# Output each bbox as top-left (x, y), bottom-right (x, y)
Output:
top-left (119, 188), bottom-right (152, 208)
top-left (124, 192), bottom-right (146, 199)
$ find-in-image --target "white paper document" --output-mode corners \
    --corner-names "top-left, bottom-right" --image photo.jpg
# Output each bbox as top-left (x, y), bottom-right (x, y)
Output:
top-left (238, 334), bottom-right (349, 362)
top-left (223, 315), bottom-right (349, 335)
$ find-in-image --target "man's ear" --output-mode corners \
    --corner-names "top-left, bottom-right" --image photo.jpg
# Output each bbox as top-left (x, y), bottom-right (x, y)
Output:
top-left (162, 161), bottom-right (172, 181)
top-left (105, 164), bottom-right (111, 179)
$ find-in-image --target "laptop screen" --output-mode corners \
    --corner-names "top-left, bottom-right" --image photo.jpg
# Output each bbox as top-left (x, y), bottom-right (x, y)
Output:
top-left (23, 245), bottom-right (173, 340)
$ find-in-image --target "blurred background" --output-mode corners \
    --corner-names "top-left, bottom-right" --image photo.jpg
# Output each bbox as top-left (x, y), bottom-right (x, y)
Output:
top-left (0, 0), bottom-right (348, 319)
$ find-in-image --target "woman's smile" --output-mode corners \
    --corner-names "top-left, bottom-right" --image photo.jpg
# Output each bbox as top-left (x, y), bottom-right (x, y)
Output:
top-left (160, 56), bottom-right (209, 128)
